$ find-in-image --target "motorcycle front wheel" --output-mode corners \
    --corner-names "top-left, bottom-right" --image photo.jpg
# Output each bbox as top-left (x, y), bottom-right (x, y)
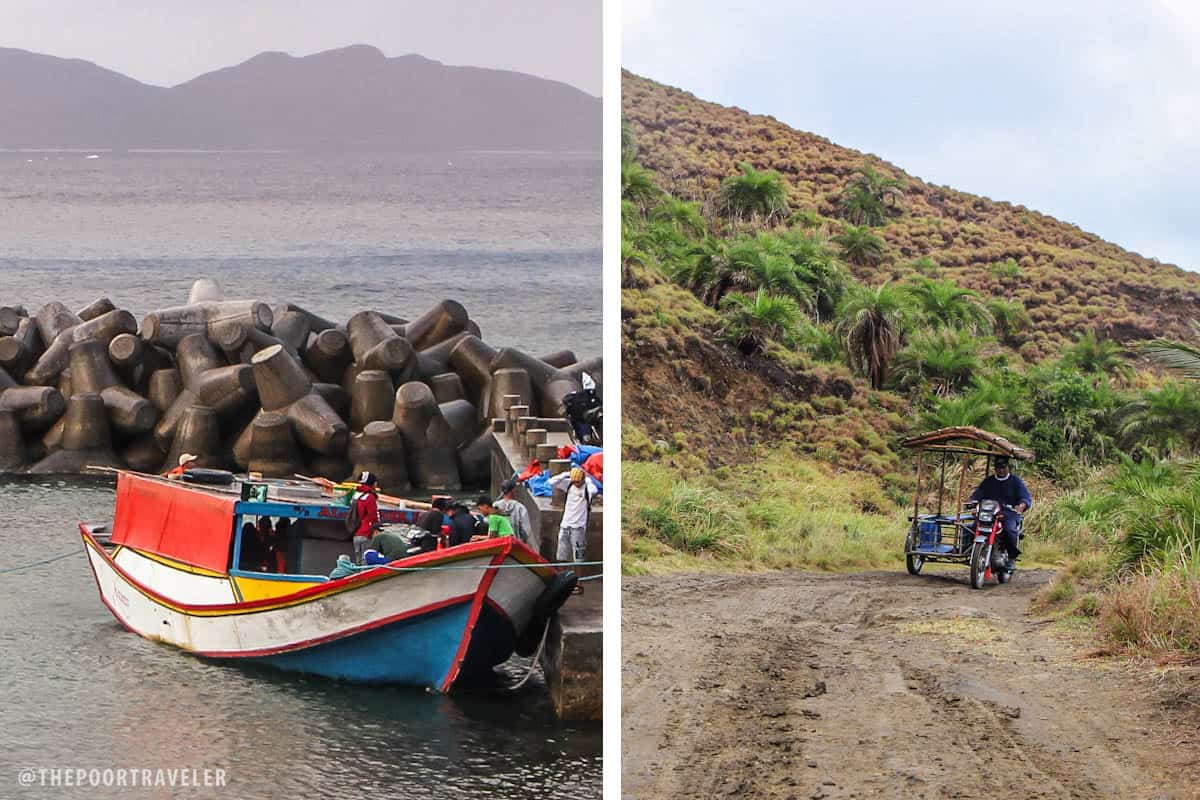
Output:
top-left (969, 541), bottom-right (990, 590)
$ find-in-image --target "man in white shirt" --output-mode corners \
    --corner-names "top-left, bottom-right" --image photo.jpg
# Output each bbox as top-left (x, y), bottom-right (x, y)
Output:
top-left (547, 467), bottom-right (599, 576)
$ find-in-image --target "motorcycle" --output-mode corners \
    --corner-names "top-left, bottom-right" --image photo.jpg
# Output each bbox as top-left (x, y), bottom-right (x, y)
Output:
top-left (966, 499), bottom-right (1022, 590)
top-left (563, 372), bottom-right (602, 446)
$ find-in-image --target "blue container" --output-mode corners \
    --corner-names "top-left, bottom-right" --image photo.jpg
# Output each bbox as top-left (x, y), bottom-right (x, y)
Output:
top-left (918, 521), bottom-right (940, 549)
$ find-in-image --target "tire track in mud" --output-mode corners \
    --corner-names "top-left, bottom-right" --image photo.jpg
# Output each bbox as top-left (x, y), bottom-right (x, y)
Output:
top-left (623, 569), bottom-right (1200, 800)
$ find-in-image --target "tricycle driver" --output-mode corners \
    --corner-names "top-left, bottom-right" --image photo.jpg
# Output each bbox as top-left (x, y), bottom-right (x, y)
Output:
top-left (969, 457), bottom-right (1032, 567)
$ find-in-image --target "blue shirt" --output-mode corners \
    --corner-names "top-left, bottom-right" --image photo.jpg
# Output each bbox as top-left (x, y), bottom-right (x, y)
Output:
top-left (971, 474), bottom-right (1032, 511)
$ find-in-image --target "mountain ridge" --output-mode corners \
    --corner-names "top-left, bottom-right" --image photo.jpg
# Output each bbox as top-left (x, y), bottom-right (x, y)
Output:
top-left (0, 46), bottom-right (600, 151)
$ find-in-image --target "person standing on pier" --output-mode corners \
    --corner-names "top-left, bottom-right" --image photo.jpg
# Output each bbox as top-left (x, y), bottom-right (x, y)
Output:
top-left (547, 468), bottom-right (599, 589)
top-left (495, 478), bottom-right (534, 547)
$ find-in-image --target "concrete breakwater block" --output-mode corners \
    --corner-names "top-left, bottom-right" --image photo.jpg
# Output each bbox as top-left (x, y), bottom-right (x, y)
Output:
top-left (29, 393), bottom-right (122, 473)
top-left (349, 420), bottom-right (409, 493)
top-left (0, 408), bottom-right (26, 470)
top-left (0, 284), bottom-right (600, 485)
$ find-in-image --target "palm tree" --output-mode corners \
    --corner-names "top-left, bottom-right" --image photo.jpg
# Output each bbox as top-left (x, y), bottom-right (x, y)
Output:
top-left (720, 290), bottom-right (804, 355)
top-left (918, 392), bottom-right (1010, 435)
top-left (839, 164), bottom-right (905, 226)
top-left (716, 163), bottom-right (790, 226)
top-left (649, 197), bottom-right (707, 238)
top-left (622, 159), bottom-right (661, 212)
top-left (1061, 330), bottom-right (1133, 384)
top-left (1141, 327), bottom-right (1200, 379)
top-left (892, 329), bottom-right (987, 395)
top-left (837, 282), bottom-right (915, 389)
top-left (621, 117), bottom-right (638, 162)
top-left (1116, 382), bottom-right (1200, 456)
top-left (833, 225), bottom-right (886, 268)
top-left (904, 277), bottom-right (993, 333)
top-left (798, 322), bottom-right (844, 362)
top-left (766, 229), bottom-right (850, 320)
top-left (984, 298), bottom-right (1032, 346)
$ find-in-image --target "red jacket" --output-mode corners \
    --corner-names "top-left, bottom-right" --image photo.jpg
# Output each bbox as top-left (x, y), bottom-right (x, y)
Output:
top-left (354, 485), bottom-right (380, 537)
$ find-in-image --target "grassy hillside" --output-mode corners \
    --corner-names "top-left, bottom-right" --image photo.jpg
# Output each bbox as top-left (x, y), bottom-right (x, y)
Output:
top-left (624, 70), bottom-right (1200, 359)
top-left (622, 71), bottom-right (1200, 660)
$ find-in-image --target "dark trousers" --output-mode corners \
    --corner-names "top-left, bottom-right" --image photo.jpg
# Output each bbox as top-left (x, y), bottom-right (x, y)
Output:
top-left (1002, 513), bottom-right (1022, 560)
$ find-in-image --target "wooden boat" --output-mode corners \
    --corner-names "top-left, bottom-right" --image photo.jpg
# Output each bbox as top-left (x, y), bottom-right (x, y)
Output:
top-left (80, 471), bottom-right (573, 691)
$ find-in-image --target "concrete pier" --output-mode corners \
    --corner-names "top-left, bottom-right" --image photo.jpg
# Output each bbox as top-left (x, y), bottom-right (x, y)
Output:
top-left (489, 418), bottom-right (602, 720)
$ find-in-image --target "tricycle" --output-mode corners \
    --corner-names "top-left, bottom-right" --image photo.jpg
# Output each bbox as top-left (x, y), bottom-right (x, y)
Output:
top-left (901, 426), bottom-right (1034, 589)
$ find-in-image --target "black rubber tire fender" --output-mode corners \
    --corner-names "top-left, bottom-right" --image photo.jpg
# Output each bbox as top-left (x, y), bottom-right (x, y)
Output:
top-left (515, 571), bottom-right (579, 657)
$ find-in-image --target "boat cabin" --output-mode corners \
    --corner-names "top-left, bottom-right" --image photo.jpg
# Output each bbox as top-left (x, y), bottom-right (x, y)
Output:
top-left (106, 472), bottom-right (428, 595)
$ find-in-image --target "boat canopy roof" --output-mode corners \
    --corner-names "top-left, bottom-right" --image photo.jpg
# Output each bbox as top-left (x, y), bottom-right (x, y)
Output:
top-left (900, 426), bottom-right (1034, 461)
top-left (110, 472), bottom-right (238, 572)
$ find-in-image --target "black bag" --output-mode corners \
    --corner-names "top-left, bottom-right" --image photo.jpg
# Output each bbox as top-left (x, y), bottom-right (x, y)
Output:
top-left (344, 493), bottom-right (362, 536)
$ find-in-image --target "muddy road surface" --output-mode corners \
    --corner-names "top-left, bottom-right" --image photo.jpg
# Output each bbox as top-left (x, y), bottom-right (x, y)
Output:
top-left (623, 569), bottom-right (1200, 799)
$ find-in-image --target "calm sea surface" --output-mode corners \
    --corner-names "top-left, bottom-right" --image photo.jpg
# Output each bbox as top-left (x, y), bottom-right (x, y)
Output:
top-left (0, 153), bottom-right (602, 798)
top-left (0, 151), bottom-right (601, 358)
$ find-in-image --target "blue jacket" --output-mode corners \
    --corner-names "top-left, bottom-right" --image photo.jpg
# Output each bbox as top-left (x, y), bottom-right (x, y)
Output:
top-left (971, 474), bottom-right (1032, 511)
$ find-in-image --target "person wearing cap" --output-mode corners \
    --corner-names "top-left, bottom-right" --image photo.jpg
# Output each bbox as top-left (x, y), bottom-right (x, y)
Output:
top-left (351, 471), bottom-right (381, 565)
top-left (474, 496), bottom-right (514, 541)
top-left (970, 457), bottom-right (1033, 567)
top-left (164, 453), bottom-right (198, 478)
top-left (547, 467), bottom-right (600, 591)
top-left (494, 479), bottom-right (534, 548)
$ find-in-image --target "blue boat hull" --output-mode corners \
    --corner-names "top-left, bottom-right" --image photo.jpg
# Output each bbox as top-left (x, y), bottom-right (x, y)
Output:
top-left (242, 601), bottom-right (519, 689)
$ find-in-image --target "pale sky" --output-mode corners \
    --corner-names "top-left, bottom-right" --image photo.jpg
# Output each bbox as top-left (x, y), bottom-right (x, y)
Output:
top-left (0, 0), bottom-right (602, 96)
top-left (625, 0), bottom-right (1200, 272)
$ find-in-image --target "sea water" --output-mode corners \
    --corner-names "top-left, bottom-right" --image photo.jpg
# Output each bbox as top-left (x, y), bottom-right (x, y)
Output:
top-left (0, 151), bottom-right (602, 798)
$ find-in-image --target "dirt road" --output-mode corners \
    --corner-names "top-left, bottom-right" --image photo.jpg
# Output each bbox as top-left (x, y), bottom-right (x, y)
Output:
top-left (623, 569), bottom-right (1200, 799)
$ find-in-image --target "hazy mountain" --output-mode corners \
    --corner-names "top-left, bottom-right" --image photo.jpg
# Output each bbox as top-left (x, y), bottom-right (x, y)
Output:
top-left (0, 45), bottom-right (600, 151)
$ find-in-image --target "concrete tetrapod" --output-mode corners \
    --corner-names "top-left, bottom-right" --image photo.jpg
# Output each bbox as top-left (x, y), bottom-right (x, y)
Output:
top-left (163, 406), bottom-right (223, 471)
top-left (251, 344), bottom-right (348, 456)
top-left (490, 348), bottom-right (581, 418)
top-left (108, 333), bottom-right (172, 393)
top-left (68, 339), bottom-right (158, 436)
top-left (349, 420), bottom-right (409, 493)
top-left (155, 334), bottom-right (256, 448)
top-left (302, 328), bottom-right (353, 384)
top-left (25, 308), bottom-right (138, 386)
top-left (0, 306), bottom-right (25, 337)
top-left (0, 317), bottom-right (43, 376)
top-left (430, 373), bottom-right (465, 404)
top-left (346, 311), bottom-right (416, 376)
top-left (140, 300), bottom-right (274, 349)
top-left (29, 393), bottom-right (122, 473)
top-left (350, 370), bottom-right (394, 432)
top-left (246, 411), bottom-right (304, 478)
top-left (0, 365), bottom-right (66, 433)
top-left (403, 299), bottom-right (469, 351)
top-left (447, 335), bottom-right (497, 410)
top-left (0, 408), bottom-right (26, 471)
top-left (392, 381), bottom-right (461, 491)
top-left (76, 297), bottom-right (116, 322)
top-left (187, 278), bottom-right (223, 305)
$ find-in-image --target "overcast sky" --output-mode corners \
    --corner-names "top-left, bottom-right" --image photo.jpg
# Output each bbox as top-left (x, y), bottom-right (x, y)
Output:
top-left (0, 0), bottom-right (601, 96)
top-left (626, 0), bottom-right (1200, 272)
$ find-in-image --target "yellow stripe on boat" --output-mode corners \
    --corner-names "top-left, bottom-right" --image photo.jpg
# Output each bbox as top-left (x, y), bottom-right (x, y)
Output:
top-left (234, 575), bottom-right (324, 602)
top-left (130, 548), bottom-right (229, 578)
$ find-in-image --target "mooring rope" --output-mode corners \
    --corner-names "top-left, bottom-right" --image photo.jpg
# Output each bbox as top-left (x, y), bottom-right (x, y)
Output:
top-left (0, 549), bottom-right (602, 578)
top-left (507, 617), bottom-right (553, 691)
top-left (0, 549), bottom-right (84, 575)
top-left (374, 559), bottom-right (603, 574)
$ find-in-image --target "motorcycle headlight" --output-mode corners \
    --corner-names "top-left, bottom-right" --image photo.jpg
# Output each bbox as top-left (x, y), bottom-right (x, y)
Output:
top-left (977, 513), bottom-right (994, 524)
